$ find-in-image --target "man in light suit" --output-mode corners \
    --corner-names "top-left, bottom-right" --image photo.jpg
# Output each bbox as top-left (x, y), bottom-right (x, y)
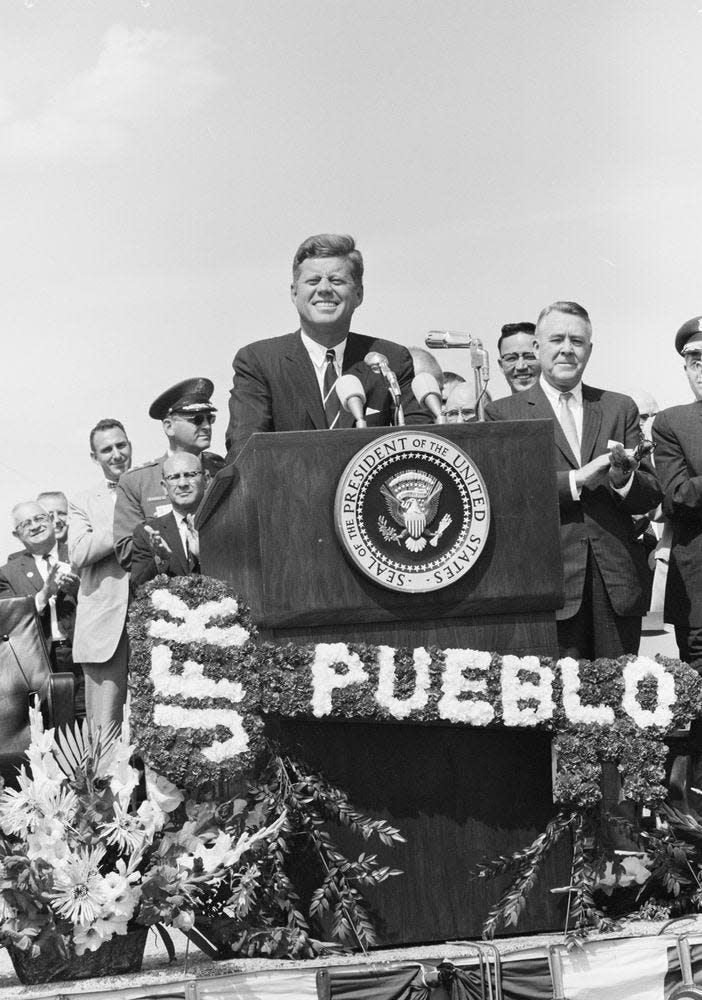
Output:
top-left (0, 501), bottom-right (84, 714)
top-left (224, 233), bottom-right (427, 460)
top-left (652, 317), bottom-right (702, 672)
top-left (69, 419), bottom-right (133, 733)
top-left (485, 301), bottom-right (661, 659)
top-left (130, 452), bottom-right (204, 594)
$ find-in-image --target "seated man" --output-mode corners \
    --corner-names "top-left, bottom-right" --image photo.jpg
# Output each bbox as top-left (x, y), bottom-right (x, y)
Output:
top-left (0, 501), bottom-right (84, 716)
top-left (225, 233), bottom-right (428, 459)
top-left (130, 452), bottom-right (205, 594)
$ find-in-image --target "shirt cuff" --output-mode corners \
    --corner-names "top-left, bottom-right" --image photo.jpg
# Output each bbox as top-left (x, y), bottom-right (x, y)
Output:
top-left (569, 470), bottom-right (581, 501)
top-left (612, 473), bottom-right (634, 498)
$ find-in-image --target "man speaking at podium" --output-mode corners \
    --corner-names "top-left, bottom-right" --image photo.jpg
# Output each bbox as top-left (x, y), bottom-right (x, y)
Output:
top-left (485, 301), bottom-right (661, 660)
top-left (225, 233), bottom-right (427, 460)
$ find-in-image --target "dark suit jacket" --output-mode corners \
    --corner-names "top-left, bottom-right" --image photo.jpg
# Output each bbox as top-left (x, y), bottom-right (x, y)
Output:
top-left (0, 543), bottom-right (78, 642)
top-left (484, 383), bottom-right (661, 619)
top-left (652, 402), bottom-right (702, 627)
top-left (130, 512), bottom-right (197, 595)
top-left (225, 330), bottom-right (428, 459)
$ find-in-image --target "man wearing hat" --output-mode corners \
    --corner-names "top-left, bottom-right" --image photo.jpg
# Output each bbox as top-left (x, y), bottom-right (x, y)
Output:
top-left (652, 317), bottom-right (702, 671)
top-left (113, 378), bottom-right (224, 570)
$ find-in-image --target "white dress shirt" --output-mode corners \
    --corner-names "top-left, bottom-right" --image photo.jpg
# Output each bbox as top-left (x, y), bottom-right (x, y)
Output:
top-left (539, 376), bottom-right (632, 500)
top-left (300, 332), bottom-right (347, 400)
top-left (173, 509), bottom-right (198, 563)
top-left (34, 543), bottom-right (67, 640)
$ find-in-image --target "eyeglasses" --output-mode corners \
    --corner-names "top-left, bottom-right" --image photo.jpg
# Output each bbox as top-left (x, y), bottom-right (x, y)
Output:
top-left (171, 412), bottom-right (216, 426)
top-left (15, 514), bottom-right (50, 532)
top-left (47, 510), bottom-right (68, 521)
top-left (500, 352), bottom-right (538, 366)
top-left (163, 471), bottom-right (204, 483)
top-left (445, 408), bottom-right (476, 422)
top-left (685, 354), bottom-right (702, 373)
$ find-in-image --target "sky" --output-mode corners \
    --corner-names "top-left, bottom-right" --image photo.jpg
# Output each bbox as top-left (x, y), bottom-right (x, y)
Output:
top-left (2, 0), bottom-right (702, 559)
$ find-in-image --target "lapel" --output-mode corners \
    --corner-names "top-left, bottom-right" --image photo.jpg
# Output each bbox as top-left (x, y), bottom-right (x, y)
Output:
top-left (160, 513), bottom-right (189, 575)
top-left (336, 333), bottom-right (369, 429)
top-left (17, 551), bottom-right (42, 594)
top-left (283, 332), bottom-right (327, 430)
top-left (580, 384), bottom-right (603, 464)
top-left (524, 384), bottom-right (580, 469)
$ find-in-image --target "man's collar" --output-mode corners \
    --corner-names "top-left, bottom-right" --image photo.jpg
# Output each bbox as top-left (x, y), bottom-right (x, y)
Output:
top-left (32, 542), bottom-right (59, 563)
top-left (300, 330), bottom-right (347, 367)
top-left (540, 375), bottom-right (583, 405)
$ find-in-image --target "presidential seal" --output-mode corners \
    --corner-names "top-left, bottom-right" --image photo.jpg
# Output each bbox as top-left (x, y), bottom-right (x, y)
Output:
top-left (334, 431), bottom-right (490, 593)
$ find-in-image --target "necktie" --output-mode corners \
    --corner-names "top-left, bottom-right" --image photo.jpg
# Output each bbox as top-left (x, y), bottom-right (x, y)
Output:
top-left (184, 514), bottom-right (200, 571)
top-left (558, 392), bottom-right (581, 465)
top-left (322, 349), bottom-right (341, 429)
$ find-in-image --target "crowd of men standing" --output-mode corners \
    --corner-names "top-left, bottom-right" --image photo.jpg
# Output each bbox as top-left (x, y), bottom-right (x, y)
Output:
top-left (1, 232), bottom-right (701, 740)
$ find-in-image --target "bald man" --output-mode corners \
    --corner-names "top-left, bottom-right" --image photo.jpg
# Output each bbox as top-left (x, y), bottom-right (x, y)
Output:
top-left (444, 381), bottom-right (479, 423)
top-left (130, 453), bottom-right (205, 594)
top-left (631, 389), bottom-right (659, 440)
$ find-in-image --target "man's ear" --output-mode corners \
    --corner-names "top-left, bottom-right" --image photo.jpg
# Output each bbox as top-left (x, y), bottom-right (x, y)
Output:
top-left (11, 529), bottom-right (19, 541)
top-left (497, 358), bottom-right (505, 372)
top-left (89, 451), bottom-right (98, 466)
top-left (290, 281), bottom-right (297, 304)
top-left (162, 417), bottom-right (174, 438)
top-left (355, 283), bottom-right (364, 307)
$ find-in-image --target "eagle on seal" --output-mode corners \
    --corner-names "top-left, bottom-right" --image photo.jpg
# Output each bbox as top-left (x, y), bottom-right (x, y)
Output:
top-left (379, 472), bottom-right (449, 552)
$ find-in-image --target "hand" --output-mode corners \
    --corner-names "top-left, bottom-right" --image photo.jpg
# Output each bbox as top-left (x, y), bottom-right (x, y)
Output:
top-left (573, 453), bottom-right (611, 491)
top-left (54, 561), bottom-right (80, 593)
top-left (608, 442), bottom-right (639, 489)
top-left (144, 526), bottom-right (173, 571)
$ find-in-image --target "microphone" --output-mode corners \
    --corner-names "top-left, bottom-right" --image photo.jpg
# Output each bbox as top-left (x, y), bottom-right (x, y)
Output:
top-left (425, 330), bottom-right (474, 349)
top-left (364, 351), bottom-right (405, 425)
top-left (335, 374), bottom-right (367, 427)
top-left (470, 341), bottom-right (489, 378)
top-left (412, 372), bottom-right (444, 423)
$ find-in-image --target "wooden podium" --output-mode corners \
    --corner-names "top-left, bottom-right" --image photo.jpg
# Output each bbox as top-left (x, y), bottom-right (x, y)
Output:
top-left (197, 422), bottom-right (570, 943)
top-left (198, 421), bottom-right (564, 655)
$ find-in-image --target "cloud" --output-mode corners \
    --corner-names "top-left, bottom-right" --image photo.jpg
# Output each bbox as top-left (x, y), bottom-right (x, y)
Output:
top-left (0, 25), bottom-right (223, 161)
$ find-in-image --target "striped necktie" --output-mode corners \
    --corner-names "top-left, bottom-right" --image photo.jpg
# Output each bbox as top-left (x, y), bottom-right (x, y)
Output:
top-left (322, 349), bottom-right (341, 429)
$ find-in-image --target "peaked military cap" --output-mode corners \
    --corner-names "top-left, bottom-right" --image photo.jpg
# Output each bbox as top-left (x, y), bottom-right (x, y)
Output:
top-left (675, 316), bottom-right (702, 356)
top-left (148, 378), bottom-right (217, 420)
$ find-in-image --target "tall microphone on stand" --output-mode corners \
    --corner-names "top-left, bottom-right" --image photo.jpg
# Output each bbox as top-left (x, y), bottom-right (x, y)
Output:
top-left (424, 330), bottom-right (490, 421)
top-left (364, 351), bottom-right (405, 426)
top-left (412, 372), bottom-right (444, 424)
top-left (335, 375), bottom-right (367, 427)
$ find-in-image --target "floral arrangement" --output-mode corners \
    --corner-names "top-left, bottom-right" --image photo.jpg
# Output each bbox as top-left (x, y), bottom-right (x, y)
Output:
top-left (0, 700), bottom-right (283, 965)
top-left (128, 577), bottom-right (702, 811)
top-left (127, 575), bottom-right (702, 947)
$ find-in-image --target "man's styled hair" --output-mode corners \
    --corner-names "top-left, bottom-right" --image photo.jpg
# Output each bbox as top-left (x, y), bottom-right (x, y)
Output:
top-left (536, 301), bottom-right (591, 328)
top-left (498, 322), bottom-right (536, 353)
top-left (292, 234), bottom-right (364, 286)
top-left (89, 418), bottom-right (127, 452)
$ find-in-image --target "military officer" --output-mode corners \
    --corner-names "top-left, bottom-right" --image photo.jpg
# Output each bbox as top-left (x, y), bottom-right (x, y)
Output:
top-left (113, 378), bottom-right (224, 569)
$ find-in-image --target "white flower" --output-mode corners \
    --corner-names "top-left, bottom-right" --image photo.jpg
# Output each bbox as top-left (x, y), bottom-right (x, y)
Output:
top-left (149, 591), bottom-right (249, 647)
top-left (0, 769), bottom-right (77, 837)
top-left (311, 644), bottom-right (368, 717)
top-left (438, 649), bottom-right (494, 725)
top-left (375, 646), bottom-right (431, 719)
top-left (73, 914), bottom-right (128, 955)
top-left (174, 908), bottom-right (195, 931)
top-left (101, 869), bottom-right (140, 920)
top-left (501, 655), bottom-right (555, 728)
top-left (100, 801), bottom-right (151, 852)
top-left (145, 768), bottom-right (183, 814)
top-left (150, 644), bottom-right (245, 701)
top-left (49, 845), bottom-right (107, 926)
top-left (622, 657), bottom-right (676, 729)
top-left (559, 658), bottom-right (615, 726)
top-left (153, 705), bottom-right (250, 762)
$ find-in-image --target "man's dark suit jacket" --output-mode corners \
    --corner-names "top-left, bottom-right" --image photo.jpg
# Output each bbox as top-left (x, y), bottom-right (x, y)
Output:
top-left (225, 330), bottom-right (427, 459)
top-left (130, 512), bottom-right (196, 596)
top-left (0, 543), bottom-right (78, 642)
top-left (484, 383), bottom-right (661, 620)
top-left (652, 402), bottom-right (702, 627)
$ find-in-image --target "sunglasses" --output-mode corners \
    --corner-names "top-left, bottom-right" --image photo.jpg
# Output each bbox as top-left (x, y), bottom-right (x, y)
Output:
top-left (171, 412), bottom-right (216, 426)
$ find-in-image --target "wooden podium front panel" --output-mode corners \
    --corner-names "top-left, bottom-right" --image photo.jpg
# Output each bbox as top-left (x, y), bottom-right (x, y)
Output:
top-left (270, 717), bottom-right (570, 945)
top-left (201, 421), bottom-right (563, 632)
